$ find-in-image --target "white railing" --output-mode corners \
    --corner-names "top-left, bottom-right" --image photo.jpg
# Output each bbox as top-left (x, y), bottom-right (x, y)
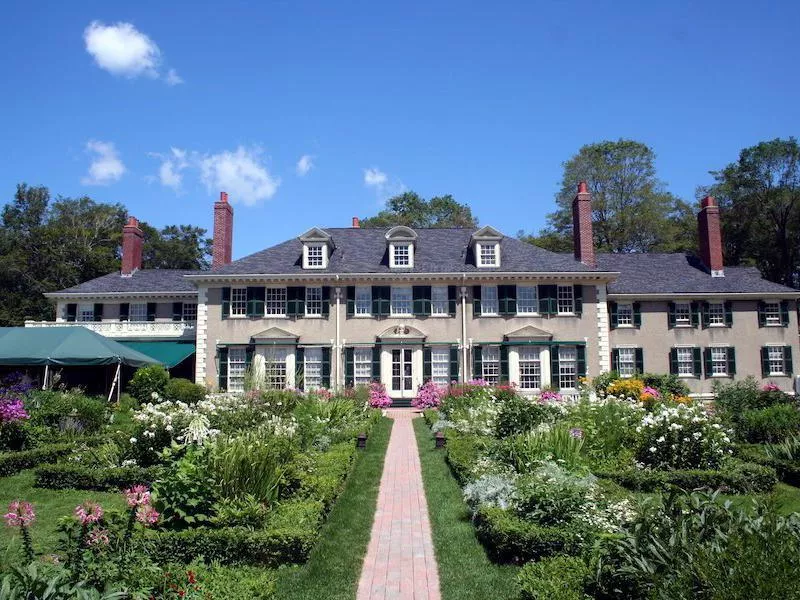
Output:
top-left (24, 320), bottom-right (196, 339)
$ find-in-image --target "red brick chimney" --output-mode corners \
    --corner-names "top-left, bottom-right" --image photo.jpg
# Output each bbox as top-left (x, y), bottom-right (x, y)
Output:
top-left (698, 195), bottom-right (724, 277)
top-left (572, 181), bottom-right (596, 267)
top-left (212, 192), bottom-right (234, 269)
top-left (352, 216), bottom-right (360, 228)
top-left (121, 217), bottom-right (143, 276)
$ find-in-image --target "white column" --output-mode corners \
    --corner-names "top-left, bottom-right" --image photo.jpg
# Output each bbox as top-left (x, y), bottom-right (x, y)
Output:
top-left (195, 286), bottom-right (209, 386)
top-left (596, 284), bottom-right (611, 373)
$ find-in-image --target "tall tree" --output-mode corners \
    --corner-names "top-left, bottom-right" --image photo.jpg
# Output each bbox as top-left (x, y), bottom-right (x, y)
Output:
top-left (526, 140), bottom-right (695, 253)
top-left (140, 223), bottom-right (212, 270)
top-left (703, 138), bottom-right (800, 287)
top-left (360, 191), bottom-right (478, 228)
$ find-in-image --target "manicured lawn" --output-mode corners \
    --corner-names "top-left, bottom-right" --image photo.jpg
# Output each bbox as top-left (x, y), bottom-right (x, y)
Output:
top-left (275, 416), bottom-right (393, 600)
top-left (414, 418), bottom-right (519, 600)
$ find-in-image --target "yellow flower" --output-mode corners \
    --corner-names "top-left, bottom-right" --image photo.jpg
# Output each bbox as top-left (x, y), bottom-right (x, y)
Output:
top-left (607, 378), bottom-right (644, 398)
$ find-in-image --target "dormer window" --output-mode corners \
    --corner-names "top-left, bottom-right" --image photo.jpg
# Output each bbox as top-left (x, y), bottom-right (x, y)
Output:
top-left (391, 243), bottom-right (411, 267)
top-left (479, 244), bottom-right (497, 267)
top-left (299, 227), bottom-right (332, 269)
top-left (305, 244), bottom-right (326, 268)
top-left (472, 225), bottom-right (503, 268)
top-left (386, 226), bottom-right (418, 269)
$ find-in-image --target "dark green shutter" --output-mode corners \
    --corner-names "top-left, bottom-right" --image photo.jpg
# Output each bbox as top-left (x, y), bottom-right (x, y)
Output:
top-left (669, 348), bottom-right (678, 375)
top-left (690, 302), bottom-right (700, 328)
top-left (119, 303), bottom-right (129, 322)
top-left (321, 347), bottom-right (331, 388)
top-left (609, 302), bottom-right (618, 329)
top-left (92, 303), bottom-right (103, 322)
top-left (472, 346), bottom-right (482, 380)
top-left (321, 287), bottom-right (331, 316)
top-left (635, 348), bottom-right (644, 374)
top-left (500, 346), bottom-right (509, 382)
top-left (423, 347), bottom-right (432, 382)
top-left (287, 287), bottom-right (304, 317)
top-left (785, 346), bottom-right (793, 375)
top-left (703, 347), bottom-right (712, 378)
top-left (371, 346), bottom-right (381, 380)
top-left (472, 285), bottom-right (482, 316)
top-left (147, 303), bottom-right (157, 322)
top-left (693, 347), bottom-right (702, 377)
top-left (576, 345), bottom-right (586, 378)
top-left (724, 301), bottom-right (733, 327)
top-left (757, 301), bottom-right (766, 327)
top-left (413, 286), bottom-right (431, 316)
top-left (573, 285), bottom-right (583, 316)
top-left (218, 347), bottom-right (228, 391)
top-left (633, 302), bottom-right (642, 328)
top-left (667, 302), bottom-right (676, 329)
top-left (611, 348), bottom-right (620, 372)
top-left (449, 347), bottom-right (459, 383)
top-left (246, 287), bottom-right (266, 317)
top-left (344, 348), bottom-right (354, 387)
top-left (727, 347), bottom-right (736, 376)
top-left (66, 303), bottom-right (77, 322)
top-left (346, 286), bottom-right (355, 317)
top-left (372, 286), bottom-right (390, 317)
top-left (448, 286), bottom-right (457, 316)
top-left (539, 285), bottom-right (556, 315)
top-left (550, 345), bottom-right (560, 384)
top-left (701, 302), bottom-right (710, 329)
top-left (761, 347), bottom-right (769, 377)
top-left (781, 301), bottom-right (790, 326)
top-left (172, 302), bottom-right (183, 321)
top-left (221, 287), bottom-right (231, 320)
top-left (499, 285), bottom-right (516, 315)
top-left (245, 345), bottom-right (254, 376)
top-left (296, 347), bottom-right (305, 389)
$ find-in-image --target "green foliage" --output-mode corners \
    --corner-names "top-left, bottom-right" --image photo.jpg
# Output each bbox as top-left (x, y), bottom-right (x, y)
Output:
top-left (0, 443), bottom-right (77, 477)
top-left (34, 463), bottom-right (161, 491)
top-left (163, 378), bottom-right (206, 405)
top-left (138, 221), bottom-right (212, 270)
top-left (27, 390), bottom-right (107, 435)
top-left (359, 191), bottom-right (477, 228)
top-left (514, 463), bottom-right (596, 526)
top-left (0, 421), bottom-right (47, 452)
top-left (764, 434), bottom-right (800, 461)
top-left (737, 404), bottom-right (800, 443)
top-left (639, 373), bottom-right (690, 399)
top-left (496, 426), bottom-right (586, 474)
top-left (152, 448), bottom-right (219, 529)
top-left (715, 377), bottom-right (794, 415)
top-left (445, 432), bottom-right (492, 485)
top-left (283, 443), bottom-right (355, 510)
top-left (518, 555), bottom-right (589, 600)
top-left (127, 366), bottom-right (169, 404)
top-left (184, 563), bottom-right (276, 600)
top-left (210, 495), bottom-right (271, 530)
top-left (0, 563), bottom-right (126, 600)
top-left (590, 372), bottom-right (619, 395)
top-left (567, 399), bottom-right (641, 468)
top-left (494, 396), bottom-right (559, 438)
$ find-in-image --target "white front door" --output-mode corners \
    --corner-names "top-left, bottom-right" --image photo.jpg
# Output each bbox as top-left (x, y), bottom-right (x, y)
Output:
top-left (384, 346), bottom-right (420, 399)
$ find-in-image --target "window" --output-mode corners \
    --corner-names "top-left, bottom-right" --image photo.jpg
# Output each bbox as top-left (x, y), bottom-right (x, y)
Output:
top-left (431, 286), bottom-right (449, 315)
top-left (558, 346), bottom-right (577, 389)
top-left (182, 303), bottom-right (198, 322)
top-left (227, 347), bottom-right (247, 393)
top-left (764, 301), bottom-right (781, 326)
top-left (306, 244), bottom-right (324, 268)
top-left (481, 286), bottom-right (499, 315)
top-left (482, 346), bottom-right (500, 385)
top-left (707, 302), bottom-right (725, 326)
top-left (617, 347), bottom-right (636, 378)
top-left (431, 348), bottom-right (450, 385)
top-left (517, 286), bottom-right (538, 314)
top-left (355, 287), bottom-right (372, 315)
top-left (676, 347), bottom-right (694, 376)
top-left (518, 347), bottom-right (541, 390)
top-left (478, 243), bottom-right (498, 267)
top-left (129, 303), bottom-right (148, 322)
top-left (710, 347), bottom-right (729, 376)
top-left (265, 287), bottom-right (287, 316)
top-left (674, 302), bottom-right (691, 326)
top-left (77, 304), bottom-right (94, 322)
top-left (304, 348), bottom-right (322, 389)
top-left (264, 348), bottom-right (288, 389)
top-left (617, 304), bottom-right (634, 326)
top-left (391, 287), bottom-right (413, 315)
top-left (230, 287), bottom-right (247, 317)
top-left (557, 285), bottom-right (574, 314)
top-left (305, 287), bottom-right (322, 316)
top-left (391, 243), bottom-right (411, 267)
top-left (353, 348), bottom-right (373, 385)
top-left (768, 346), bottom-right (786, 375)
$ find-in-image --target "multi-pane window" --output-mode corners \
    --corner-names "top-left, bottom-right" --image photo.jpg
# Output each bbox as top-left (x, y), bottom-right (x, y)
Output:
top-left (78, 304), bottom-right (94, 322)
top-left (182, 303), bottom-right (198, 322)
top-left (710, 347), bottom-right (729, 376)
top-left (227, 347), bottom-right (247, 393)
top-left (431, 348), bottom-right (450, 386)
top-left (391, 287), bottom-right (413, 315)
top-left (674, 302), bottom-right (691, 326)
top-left (305, 287), bottom-right (323, 316)
top-left (707, 302), bottom-right (725, 326)
top-left (304, 348), bottom-right (322, 389)
top-left (431, 286), bottom-right (449, 315)
top-left (558, 346), bottom-right (577, 389)
top-left (482, 346), bottom-right (500, 385)
top-left (306, 245), bottom-right (324, 268)
top-left (764, 302), bottom-right (782, 326)
top-left (392, 243), bottom-right (411, 267)
top-left (478, 244), bottom-right (497, 267)
top-left (617, 304), bottom-right (633, 326)
top-left (517, 286), bottom-right (538, 314)
top-left (481, 286), bottom-right (499, 315)
top-left (264, 348), bottom-right (288, 389)
top-left (557, 285), bottom-right (574, 314)
top-left (768, 346), bottom-right (786, 375)
top-left (518, 347), bottom-right (541, 390)
top-left (353, 348), bottom-right (373, 385)
top-left (230, 287), bottom-right (247, 317)
top-left (618, 347), bottom-right (636, 378)
top-left (355, 287), bottom-right (372, 315)
top-left (265, 287), bottom-right (287, 316)
top-left (129, 303), bottom-right (148, 322)
top-left (676, 347), bottom-right (694, 376)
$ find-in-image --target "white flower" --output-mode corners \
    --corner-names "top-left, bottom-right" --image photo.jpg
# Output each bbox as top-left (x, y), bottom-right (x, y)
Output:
top-left (151, 391), bottom-right (159, 400)
top-left (649, 447), bottom-right (657, 453)
top-left (656, 436), bottom-right (666, 443)
top-left (129, 437), bottom-right (137, 444)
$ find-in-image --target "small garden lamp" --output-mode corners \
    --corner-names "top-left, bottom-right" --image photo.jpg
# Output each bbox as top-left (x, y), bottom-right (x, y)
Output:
top-left (357, 433), bottom-right (367, 449)
top-left (435, 431), bottom-right (446, 449)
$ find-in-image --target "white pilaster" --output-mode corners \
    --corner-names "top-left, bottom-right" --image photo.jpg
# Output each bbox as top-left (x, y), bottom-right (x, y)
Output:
top-left (596, 284), bottom-right (611, 373)
top-left (195, 286), bottom-right (208, 386)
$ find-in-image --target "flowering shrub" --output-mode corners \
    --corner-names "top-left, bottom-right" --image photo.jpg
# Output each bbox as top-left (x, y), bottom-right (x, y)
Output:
top-left (412, 381), bottom-right (444, 409)
top-left (4, 500), bottom-right (35, 562)
top-left (538, 390), bottom-right (563, 403)
top-left (0, 373), bottom-right (31, 426)
top-left (368, 382), bottom-right (392, 409)
top-left (607, 378), bottom-right (645, 401)
top-left (463, 474), bottom-right (516, 513)
top-left (635, 403), bottom-right (732, 470)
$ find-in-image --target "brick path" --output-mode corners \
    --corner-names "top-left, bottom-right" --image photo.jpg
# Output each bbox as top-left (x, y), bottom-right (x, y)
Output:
top-left (357, 409), bottom-right (441, 600)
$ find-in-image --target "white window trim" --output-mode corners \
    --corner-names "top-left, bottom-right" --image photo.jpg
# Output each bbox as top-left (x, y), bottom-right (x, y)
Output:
top-left (430, 347), bottom-right (450, 386)
top-left (557, 345), bottom-right (578, 391)
top-left (303, 347), bottom-right (323, 390)
top-left (182, 303), bottom-right (198, 322)
top-left (354, 286), bottom-right (372, 317)
top-left (305, 286), bottom-right (323, 318)
top-left (766, 344), bottom-right (787, 376)
top-left (390, 242), bottom-right (414, 268)
top-left (616, 346), bottom-right (637, 378)
top-left (515, 346), bottom-right (542, 391)
top-left (476, 242), bottom-right (500, 268)
top-left (616, 303), bottom-right (634, 328)
top-left (674, 302), bottom-right (692, 327)
top-left (480, 285), bottom-right (499, 316)
top-left (706, 302), bottom-right (726, 328)
top-left (229, 286), bottom-right (248, 319)
top-left (129, 302), bottom-right (148, 322)
top-left (77, 303), bottom-right (95, 322)
top-left (303, 243), bottom-right (328, 269)
top-left (557, 284), bottom-right (575, 315)
top-left (265, 287), bottom-right (287, 317)
top-left (709, 345), bottom-right (730, 377)
top-left (516, 286), bottom-right (539, 315)
top-left (764, 301), bottom-right (782, 327)
top-left (675, 345), bottom-right (697, 378)
top-left (390, 286), bottom-right (413, 317)
top-left (353, 346), bottom-right (373, 386)
top-left (430, 286), bottom-right (449, 317)
top-left (227, 346), bottom-right (247, 393)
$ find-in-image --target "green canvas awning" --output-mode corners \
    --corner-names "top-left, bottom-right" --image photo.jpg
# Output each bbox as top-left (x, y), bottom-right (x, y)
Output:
top-left (119, 341), bottom-right (196, 369)
top-left (0, 327), bottom-right (160, 367)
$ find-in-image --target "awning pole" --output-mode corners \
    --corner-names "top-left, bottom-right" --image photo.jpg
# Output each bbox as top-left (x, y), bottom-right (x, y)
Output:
top-left (108, 362), bottom-right (121, 404)
top-left (42, 364), bottom-right (49, 390)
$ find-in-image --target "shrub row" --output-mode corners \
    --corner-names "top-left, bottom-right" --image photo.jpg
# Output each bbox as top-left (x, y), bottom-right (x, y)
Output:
top-left (0, 440), bottom-right (101, 477)
top-left (518, 555), bottom-right (589, 600)
top-left (736, 445), bottom-right (800, 487)
top-left (422, 409), bottom-right (439, 428)
top-left (445, 432), bottom-right (489, 486)
top-left (594, 459), bottom-right (777, 493)
top-left (34, 463), bottom-right (163, 491)
top-left (283, 442), bottom-right (356, 511)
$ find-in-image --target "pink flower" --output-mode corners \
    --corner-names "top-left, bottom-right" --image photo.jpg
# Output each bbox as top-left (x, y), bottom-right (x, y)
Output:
top-left (539, 390), bottom-right (562, 403)
top-left (87, 528), bottom-right (110, 547)
top-left (368, 382), bottom-right (392, 409)
top-left (4, 501), bottom-right (35, 527)
top-left (642, 386), bottom-right (661, 398)
top-left (763, 383), bottom-right (781, 392)
top-left (412, 381), bottom-right (444, 409)
top-left (74, 501), bottom-right (103, 525)
top-left (569, 427), bottom-right (584, 439)
top-left (136, 505), bottom-right (160, 526)
top-left (124, 485), bottom-right (151, 508)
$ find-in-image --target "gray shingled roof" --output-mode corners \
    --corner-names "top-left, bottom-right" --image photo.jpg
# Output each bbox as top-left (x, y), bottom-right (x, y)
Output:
top-left (597, 253), bottom-right (798, 295)
top-left (208, 228), bottom-right (599, 275)
top-left (50, 270), bottom-right (199, 295)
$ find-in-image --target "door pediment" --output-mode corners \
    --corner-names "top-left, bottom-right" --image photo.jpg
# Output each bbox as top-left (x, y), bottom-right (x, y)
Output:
top-left (504, 325), bottom-right (553, 341)
top-left (377, 324), bottom-right (426, 342)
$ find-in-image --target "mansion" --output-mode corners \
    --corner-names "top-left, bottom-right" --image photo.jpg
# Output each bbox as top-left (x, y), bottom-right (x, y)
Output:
top-left (31, 185), bottom-right (800, 404)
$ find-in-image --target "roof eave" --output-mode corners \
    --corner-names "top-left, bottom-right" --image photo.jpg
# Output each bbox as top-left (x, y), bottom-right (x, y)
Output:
top-left (44, 290), bottom-right (199, 300)
top-left (185, 270), bottom-right (621, 283)
top-left (608, 291), bottom-right (800, 300)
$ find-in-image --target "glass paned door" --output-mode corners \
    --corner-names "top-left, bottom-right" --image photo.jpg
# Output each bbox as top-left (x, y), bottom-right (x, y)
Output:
top-left (391, 348), bottom-right (414, 397)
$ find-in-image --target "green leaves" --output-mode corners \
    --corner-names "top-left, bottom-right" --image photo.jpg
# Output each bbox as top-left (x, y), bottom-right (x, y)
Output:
top-left (360, 191), bottom-right (478, 228)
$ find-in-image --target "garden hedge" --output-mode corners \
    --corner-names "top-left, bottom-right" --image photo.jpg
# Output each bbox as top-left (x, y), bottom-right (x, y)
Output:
top-left (736, 445), bottom-right (800, 487)
top-left (594, 459), bottom-right (777, 493)
top-left (518, 555), bottom-right (589, 600)
top-left (422, 409), bottom-right (439, 428)
top-left (0, 440), bottom-right (100, 477)
top-left (34, 463), bottom-right (162, 491)
top-left (445, 433), bottom-right (490, 486)
top-left (286, 442), bottom-right (355, 511)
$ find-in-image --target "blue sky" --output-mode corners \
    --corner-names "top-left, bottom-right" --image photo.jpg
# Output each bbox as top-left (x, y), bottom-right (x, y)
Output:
top-left (1, 1), bottom-right (798, 258)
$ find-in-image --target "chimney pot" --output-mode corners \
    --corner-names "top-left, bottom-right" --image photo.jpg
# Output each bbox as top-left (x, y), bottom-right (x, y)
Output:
top-left (213, 192), bottom-right (234, 269)
top-left (121, 216), bottom-right (144, 276)
top-left (698, 195), bottom-right (724, 277)
top-left (352, 216), bottom-right (360, 228)
top-left (572, 182), bottom-right (596, 267)
top-left (578, 181), bottom-right (588, 194)
top-left (220, 191), bottom-right (228, 203)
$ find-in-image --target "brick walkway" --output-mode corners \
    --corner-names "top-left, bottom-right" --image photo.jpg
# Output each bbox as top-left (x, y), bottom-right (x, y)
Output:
top-left (357, 409), bottom-right (441, 600)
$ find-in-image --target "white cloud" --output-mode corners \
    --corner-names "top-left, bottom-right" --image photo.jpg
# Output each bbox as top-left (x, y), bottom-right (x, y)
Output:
top-left (364, 167), bottom-right (388, 188)
top-left (200, 146), bottom-right (280, 206)
top-left (81, 140), bottom-right (126, 185)
top-left (83, 21), bottom-right (182, 85)
top-left (296, 154), bottom-right (314, 176)
top-left (148, 147), bottom-right (189, 192)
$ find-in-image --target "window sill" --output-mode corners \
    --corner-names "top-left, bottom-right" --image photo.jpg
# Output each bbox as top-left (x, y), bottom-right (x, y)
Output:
top-left (708, 323), bottom-right (728, 328)
top-left (764, 323), bottom-right (785, 327)
top-left (429, 314), bottom-right (451, 318)
top-left (478, 314), bottom-right (500, 318)
top-left (678, 374), bottom-right (699, 379)
top-left (390, 314), bottom-right (414, 318)
top-left (769, 373), bottom-right (789, 377)
top-left (516, 312), bottom-right (541, 317)
top-left (353, 314), bottom-right (373, 318)
top-left (709, 374), bottom-right (732, 378)
top-left (673, 323), bottom-right (693, 328)
top-left (556, 312), bottom-right (576, 317)
top-left (304, 314), bottom-right (324, 319)
top-left (616, 324), bottom-right (636, 329)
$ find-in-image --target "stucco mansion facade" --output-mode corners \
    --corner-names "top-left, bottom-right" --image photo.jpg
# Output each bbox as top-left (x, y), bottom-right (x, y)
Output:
top-left (31, 185), bottom-right (800, 403)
